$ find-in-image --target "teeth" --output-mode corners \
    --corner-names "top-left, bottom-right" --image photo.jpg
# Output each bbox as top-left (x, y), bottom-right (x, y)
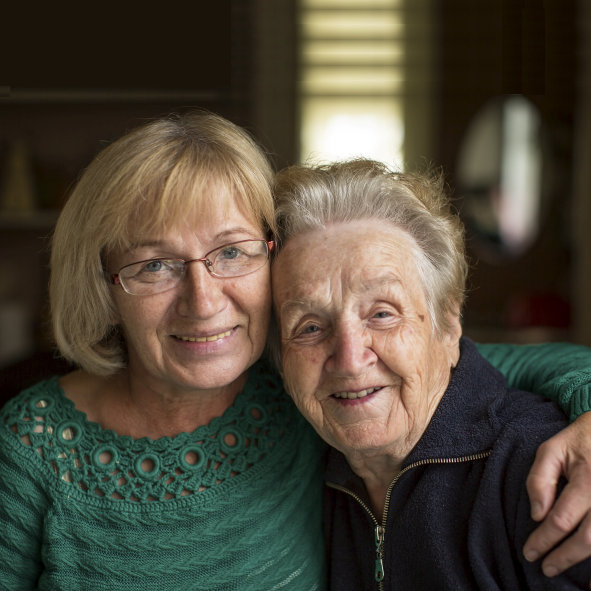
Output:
top-left (333, 387), bottom-right (380, 400)
top-left (176, 330), bottom-right (232, 343)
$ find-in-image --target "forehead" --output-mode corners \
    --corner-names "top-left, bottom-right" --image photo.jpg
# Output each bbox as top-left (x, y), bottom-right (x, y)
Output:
top-left (129, 183), bottom-right (262, 243)
top-left (272, 220), bottom-right (423, 305)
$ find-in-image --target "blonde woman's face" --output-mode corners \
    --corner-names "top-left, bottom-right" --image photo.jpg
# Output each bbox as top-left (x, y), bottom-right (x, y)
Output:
top-left (108, 188), bottom-right (271, 398)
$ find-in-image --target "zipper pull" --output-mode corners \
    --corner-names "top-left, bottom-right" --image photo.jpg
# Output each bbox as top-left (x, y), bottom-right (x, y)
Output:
top-left (375, 558), bottom-right (385, 583)
top-left (374, 525), bottom-right (385, 582)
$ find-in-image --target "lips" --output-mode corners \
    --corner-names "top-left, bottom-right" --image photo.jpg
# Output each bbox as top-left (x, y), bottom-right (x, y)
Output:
top-left (332, 386), bottom-right (382, 400)
top-left (174, 329), bottom-right (233, 343)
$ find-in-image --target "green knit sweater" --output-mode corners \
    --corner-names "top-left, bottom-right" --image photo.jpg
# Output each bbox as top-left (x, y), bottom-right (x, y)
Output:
top-left (477, 341), bottom-right (591, 421)
top-left (0, 360), bottom-right (326, 590)
top-left (1, 343), bottom-right (590, 590)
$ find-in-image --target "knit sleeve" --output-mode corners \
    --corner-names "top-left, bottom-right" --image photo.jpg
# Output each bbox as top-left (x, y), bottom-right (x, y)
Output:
top-left (0, 427), bottom-right (47, 589)
top-left (476, 342), bottom-right (591, 422)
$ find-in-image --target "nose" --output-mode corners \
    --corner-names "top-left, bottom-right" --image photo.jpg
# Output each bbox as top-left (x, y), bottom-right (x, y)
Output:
top-left (325, 321), bottom-right (377, 377)
top-left (175, 259), bottom-right (227, 318)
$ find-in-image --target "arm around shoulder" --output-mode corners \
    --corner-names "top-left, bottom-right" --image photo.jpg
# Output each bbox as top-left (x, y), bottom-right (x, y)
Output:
top-left (477, 341), bottom-right (591, 421)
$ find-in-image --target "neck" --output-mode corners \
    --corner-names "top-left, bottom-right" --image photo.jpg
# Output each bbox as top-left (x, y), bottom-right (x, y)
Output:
top-left (62, 369), bottom-right (246, 440)
top-left (345, 451), bottom-right (404, 518)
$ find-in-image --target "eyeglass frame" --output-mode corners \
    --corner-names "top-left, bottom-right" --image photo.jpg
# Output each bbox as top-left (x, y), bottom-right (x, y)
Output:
top-left (110, 239), bottom-right (275, 295)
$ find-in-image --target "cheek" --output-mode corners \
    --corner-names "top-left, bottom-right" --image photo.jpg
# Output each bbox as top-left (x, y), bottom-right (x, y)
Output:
top-left (114, 293), bottom-right (170, 337)
top-left (379, 324), bottom-right (428, 374)
top-left (248, 293), bottom-right (272, 347)
top-left (281, 347), bottom-right (320, 402)
top-left (243, 272), bottom-right (272, 318)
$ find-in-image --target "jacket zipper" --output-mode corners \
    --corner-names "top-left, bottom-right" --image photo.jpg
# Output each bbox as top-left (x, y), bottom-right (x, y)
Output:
top-left (326, 450), bottom-right (492, 590)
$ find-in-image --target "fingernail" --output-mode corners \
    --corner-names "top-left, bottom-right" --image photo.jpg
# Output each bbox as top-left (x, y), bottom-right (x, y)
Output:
top-left (524, 550), bottom-right (539, 562)
top-left (530, 502), bottom-right (543, 520)
top-left (543, 565), bottom-right (558, 578)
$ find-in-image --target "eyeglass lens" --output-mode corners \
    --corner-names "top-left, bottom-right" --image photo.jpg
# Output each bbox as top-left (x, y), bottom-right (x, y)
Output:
top-left (117, 240), bottom-right (269, 295)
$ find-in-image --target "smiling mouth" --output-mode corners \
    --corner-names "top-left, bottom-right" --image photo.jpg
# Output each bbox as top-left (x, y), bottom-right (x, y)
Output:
top-left (175, 330), bottom-right (233, 343)
top-left (332, 387), bottom-right (382, 400)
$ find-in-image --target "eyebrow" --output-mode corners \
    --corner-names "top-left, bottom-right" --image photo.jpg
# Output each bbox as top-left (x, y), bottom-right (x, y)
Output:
top-left (128, 227), bottom-right (262, 251)
top-left (356, 274), bottom-right (402, 293)
top-left (279, 273), bottom-right (402, 315)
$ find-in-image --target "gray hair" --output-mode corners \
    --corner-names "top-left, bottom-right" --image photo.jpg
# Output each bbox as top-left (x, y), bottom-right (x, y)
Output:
top-left (272, 159), bottom-right (468, 338)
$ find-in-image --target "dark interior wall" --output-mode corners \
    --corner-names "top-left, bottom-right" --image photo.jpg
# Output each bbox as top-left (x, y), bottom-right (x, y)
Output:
top-left (1, 0), bottom-right (255, 187)
top-left (2, 4), bottom-right (233, 90)
top-left (434, 0), bottom-right (578, 341)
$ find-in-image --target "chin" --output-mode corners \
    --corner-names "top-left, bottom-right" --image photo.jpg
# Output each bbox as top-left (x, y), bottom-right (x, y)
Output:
top-left (331, 426), bottom-right (394, 455)
top-left (173, 360), bottom-right (248, 391)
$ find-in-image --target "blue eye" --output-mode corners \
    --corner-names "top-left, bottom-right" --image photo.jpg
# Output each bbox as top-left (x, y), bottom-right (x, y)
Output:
top-left (143, 260), bottom-right (164, 272)
top-left (219, 246), bottom-right (241, 260)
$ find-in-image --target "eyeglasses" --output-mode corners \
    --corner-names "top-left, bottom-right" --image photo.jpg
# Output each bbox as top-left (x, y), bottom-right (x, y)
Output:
top-left (110, 239), bottom-right (274, 296)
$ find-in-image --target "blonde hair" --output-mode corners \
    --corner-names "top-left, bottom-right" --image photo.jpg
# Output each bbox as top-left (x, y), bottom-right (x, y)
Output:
top-left (50, 111), bottom-right (275, 375)
top-left (272, 159), bottom-right (468, 337)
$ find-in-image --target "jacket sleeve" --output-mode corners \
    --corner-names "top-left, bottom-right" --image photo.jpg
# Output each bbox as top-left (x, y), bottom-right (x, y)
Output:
top-left (504, 422), bottom-right (591, 589)
top-left (0, 430), bottom-right (46, 589)
top-left (476, 342), bottom-right (591, 422)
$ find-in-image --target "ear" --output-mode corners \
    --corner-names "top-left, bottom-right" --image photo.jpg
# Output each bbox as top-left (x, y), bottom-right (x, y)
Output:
top-left (442, 304), bottom-right (462, 368)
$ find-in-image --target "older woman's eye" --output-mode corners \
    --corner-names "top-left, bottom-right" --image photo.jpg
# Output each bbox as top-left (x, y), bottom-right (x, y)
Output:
top-left (373, 311), bottom-right (391, 318)
top-left (291, 323), bottom-right (323, 340)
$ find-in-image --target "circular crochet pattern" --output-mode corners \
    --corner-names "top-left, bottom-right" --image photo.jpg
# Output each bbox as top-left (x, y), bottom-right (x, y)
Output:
top-left (6, 363), bottom-right (292, 503)
top-left (179, 444), bottom-right (206, 471)
top-left (91, 444), bottom-right (119, 472)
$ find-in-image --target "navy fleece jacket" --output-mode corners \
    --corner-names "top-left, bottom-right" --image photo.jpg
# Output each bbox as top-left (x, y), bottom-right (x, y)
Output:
top-left (323, 338), bottom-right (591, 590)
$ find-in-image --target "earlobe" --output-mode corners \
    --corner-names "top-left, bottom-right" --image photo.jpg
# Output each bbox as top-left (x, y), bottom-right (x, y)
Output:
top-left (443, 309), bottom-right (462, 368)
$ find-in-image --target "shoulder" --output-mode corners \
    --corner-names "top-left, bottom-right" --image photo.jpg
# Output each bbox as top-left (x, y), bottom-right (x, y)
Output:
top-left (1, 377), bottom-right (67, 426)
top-left (0, 377), bottom-right (78, 455)
top-left (480, 389), bottom-right (568, 515)
top-left (493, 387), bottom-right (568, 447)
top-left (0, 378), bottom-right (74, 495)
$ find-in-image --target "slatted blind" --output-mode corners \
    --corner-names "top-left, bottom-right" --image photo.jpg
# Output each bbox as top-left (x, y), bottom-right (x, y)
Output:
top-left (298, 0), bottom-right (405, 166)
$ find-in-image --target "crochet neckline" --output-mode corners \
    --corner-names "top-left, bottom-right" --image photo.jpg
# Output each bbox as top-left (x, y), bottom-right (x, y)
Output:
top-left (5, 362), bottom-right (293, 503)
top-left (51, 375), bottom-right (245, 446)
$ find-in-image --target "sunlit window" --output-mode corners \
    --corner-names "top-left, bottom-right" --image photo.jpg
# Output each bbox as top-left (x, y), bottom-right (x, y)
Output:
top-left (298, 0), bottom-right (405, 167)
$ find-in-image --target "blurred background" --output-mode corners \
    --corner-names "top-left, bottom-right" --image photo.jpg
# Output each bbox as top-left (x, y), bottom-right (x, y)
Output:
top-left (1, 0), bottom-right (590, 384)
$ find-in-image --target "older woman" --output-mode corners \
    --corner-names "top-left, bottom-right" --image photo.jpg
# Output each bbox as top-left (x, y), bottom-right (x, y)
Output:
top-left (271, 159), bottom-right (591, 589)
top-left (0, 114), bottom-right (590, 590)
top-left (0, 112), bottom-right (326, 590)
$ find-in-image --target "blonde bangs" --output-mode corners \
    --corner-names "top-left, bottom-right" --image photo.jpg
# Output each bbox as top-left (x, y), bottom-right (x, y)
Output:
top-left (106, 144), bottom-right (275, 251)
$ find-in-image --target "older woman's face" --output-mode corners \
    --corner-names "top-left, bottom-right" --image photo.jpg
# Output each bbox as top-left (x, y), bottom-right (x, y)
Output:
top-left (272, 219), bottom-right (460, 458)
top-left (108, 188), bottom-right (271, 396)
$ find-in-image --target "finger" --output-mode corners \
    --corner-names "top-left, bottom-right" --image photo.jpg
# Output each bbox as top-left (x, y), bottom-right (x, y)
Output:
top-left (526, 443), bottom-right (563, 521)
top-left (524, 483), bottom-right (591, 562)
top-left (538, 513), bottom-right (591, 577)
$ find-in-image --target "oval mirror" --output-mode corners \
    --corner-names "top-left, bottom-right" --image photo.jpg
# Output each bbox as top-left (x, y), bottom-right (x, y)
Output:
top-left (456, 95), bottom-right (546, 261)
